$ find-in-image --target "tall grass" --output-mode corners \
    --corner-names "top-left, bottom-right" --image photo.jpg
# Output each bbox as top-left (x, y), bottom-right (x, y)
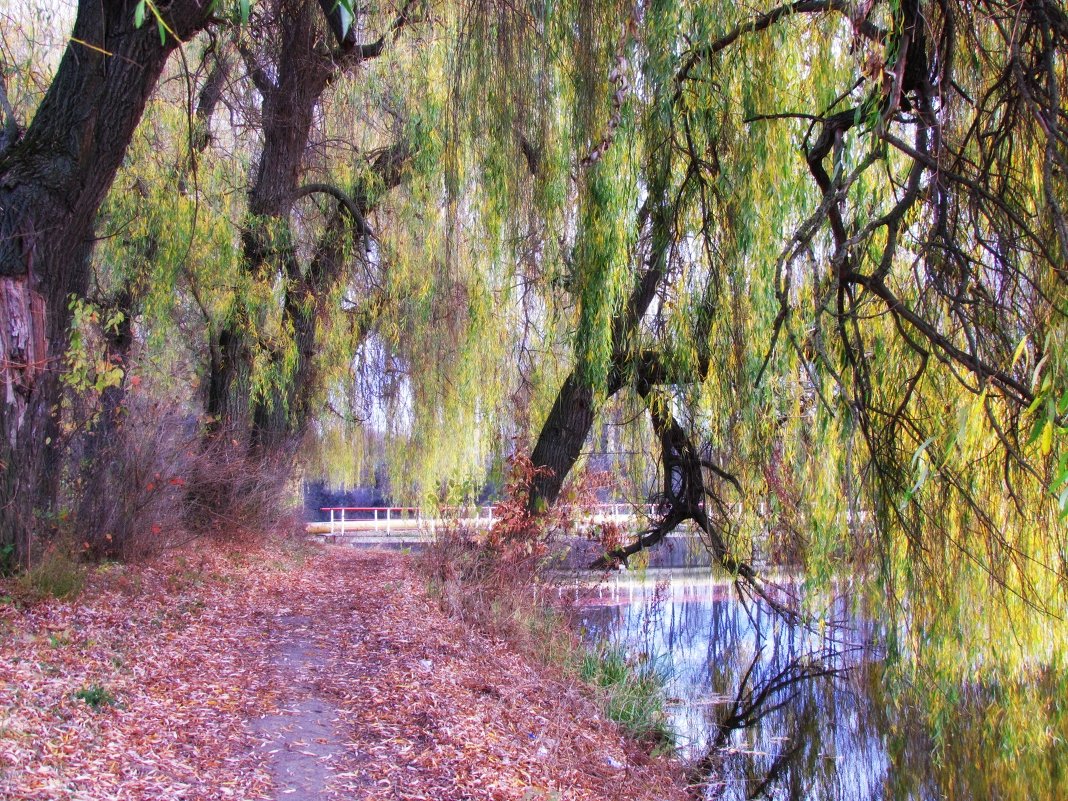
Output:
top-left (579, 642), bottom-right (675, 750)
top-left (15, 542), bottom-right (85, 600)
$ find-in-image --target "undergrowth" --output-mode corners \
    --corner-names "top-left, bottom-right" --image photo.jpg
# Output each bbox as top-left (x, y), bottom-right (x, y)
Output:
top-left (16, 542), bottom-right (85, 601)
top-left (420, 454), bottom-right (675, 752)
top-left (73, 683), bottom-right (116, 710)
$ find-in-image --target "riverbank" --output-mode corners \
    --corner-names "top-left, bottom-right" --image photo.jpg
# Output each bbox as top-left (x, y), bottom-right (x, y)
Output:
top-left (0, 541), bottom-right (689, 800)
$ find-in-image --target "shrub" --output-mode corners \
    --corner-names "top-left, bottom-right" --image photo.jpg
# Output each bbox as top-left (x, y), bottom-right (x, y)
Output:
top-left (60, 392), bottom-right (298, 562)
top-left (16, 544), bottom-right (85, 601)
top-left (63, 393), bottom-right (204, 560)
top-left (181, 428), bottom-right (297, 542)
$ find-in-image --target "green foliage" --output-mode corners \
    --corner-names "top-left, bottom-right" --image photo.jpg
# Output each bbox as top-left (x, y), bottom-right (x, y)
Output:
top-left (17, 546), bottom-right (85, 601)
top-left (73, 684), bottom-right (115, 710)
top-left (18, 0), bottom-right (1064, 690)
top-left (579, 642), bottom-right (674, 750)
top-left (447, 0), bottom-right (1068, 686)
top-left (0, 543), bottom-right (15, 577)
top-left (63, 298), bottom-right (125, 396)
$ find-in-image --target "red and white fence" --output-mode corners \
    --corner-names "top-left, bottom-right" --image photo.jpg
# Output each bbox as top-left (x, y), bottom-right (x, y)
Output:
top-left (310, 503), bottom-right (663, 537)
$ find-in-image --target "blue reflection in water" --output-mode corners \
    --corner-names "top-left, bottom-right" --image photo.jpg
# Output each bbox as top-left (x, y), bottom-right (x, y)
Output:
top-left (575, 571), bottom-right (938, 801)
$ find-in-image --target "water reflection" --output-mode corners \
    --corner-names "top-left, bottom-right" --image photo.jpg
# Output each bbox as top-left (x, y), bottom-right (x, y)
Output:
top-left (574, 570), bottom-right (1065, 800)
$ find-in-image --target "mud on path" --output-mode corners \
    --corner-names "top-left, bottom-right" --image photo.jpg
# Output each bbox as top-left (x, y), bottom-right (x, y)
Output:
top-left (0, 544), bottom-right (688, 801)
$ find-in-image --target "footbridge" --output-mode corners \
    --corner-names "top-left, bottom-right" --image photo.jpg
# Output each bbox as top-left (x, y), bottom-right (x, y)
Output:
top-left (306, 504), bottom-right (667, 543)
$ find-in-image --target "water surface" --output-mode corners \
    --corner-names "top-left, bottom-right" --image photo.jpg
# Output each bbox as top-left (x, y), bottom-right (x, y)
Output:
top-left (574, 569), bottom-right (1067, 800)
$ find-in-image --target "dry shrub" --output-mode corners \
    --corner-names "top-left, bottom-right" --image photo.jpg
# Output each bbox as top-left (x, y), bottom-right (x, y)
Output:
top-left (181, 430), bottom-right (297, 543)
top-left (420, 454), bottom-right (578, 660)
top-left (422, 523), bottom-right (578, 665)
top-left (65, 396), bottom-right (296, 562)
top-left (69, 398), bottom-right (200, 561)
top-left (420, 457), bottom-right (677, 751)
top-left (15, 539), bottom-right (86, 601)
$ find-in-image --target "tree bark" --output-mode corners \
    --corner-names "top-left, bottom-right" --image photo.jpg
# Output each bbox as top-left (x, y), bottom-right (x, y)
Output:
top-left (0, 0), bottom-right (213, 564)
top-left (526, 202), bottom-right (667, 511)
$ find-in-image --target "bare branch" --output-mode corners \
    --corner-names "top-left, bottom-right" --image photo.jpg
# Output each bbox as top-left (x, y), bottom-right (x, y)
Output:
top-left (0, 68), bottom-right (19, 156)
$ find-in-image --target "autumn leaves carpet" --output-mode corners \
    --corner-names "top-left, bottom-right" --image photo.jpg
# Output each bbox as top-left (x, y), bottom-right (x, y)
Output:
top-left (0, 543), bottom-right (687, 800)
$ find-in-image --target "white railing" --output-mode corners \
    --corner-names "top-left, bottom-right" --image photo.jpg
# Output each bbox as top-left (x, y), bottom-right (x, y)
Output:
top-left (317, 503), bottom-right (665, 536)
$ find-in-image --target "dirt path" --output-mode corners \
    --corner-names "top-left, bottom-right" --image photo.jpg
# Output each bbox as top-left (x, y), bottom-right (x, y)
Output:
top-left (252, 613), bottom-right (349, 800)
top-left (0, 544), bottom-right (688, 801)
top-left (249, 548), bottom-right (689, 800)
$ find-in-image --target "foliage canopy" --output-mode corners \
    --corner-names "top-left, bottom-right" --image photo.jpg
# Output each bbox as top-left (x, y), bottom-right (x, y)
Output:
top-left (1, 0), bottom-right (1067, 684)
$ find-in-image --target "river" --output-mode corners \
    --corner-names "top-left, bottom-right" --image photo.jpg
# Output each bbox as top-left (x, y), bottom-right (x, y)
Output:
top-left (572, 568), bottom-right (1068, 800)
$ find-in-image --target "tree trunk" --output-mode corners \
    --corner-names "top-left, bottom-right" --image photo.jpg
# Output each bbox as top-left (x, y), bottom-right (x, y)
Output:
top-left (526, 203), bottom-right (668, 511)
top-left (249, 141), bottom-right (411, 449)
top-left (208, 2), bottom-right (412, 451)
top-left (0, 0), bottom-right (212, 564)
top-left (526, 373), bottom-right (599, 512)
top-left (206, 0), bottom-right (330, 440)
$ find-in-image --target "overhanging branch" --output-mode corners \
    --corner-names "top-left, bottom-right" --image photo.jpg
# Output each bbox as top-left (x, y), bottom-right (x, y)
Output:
top-left (292, 182), bottom-right (370, 236)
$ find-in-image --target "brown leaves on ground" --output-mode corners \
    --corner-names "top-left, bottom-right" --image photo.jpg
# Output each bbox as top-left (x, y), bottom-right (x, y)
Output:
top-left (0, 543), bottom-right (688, 800)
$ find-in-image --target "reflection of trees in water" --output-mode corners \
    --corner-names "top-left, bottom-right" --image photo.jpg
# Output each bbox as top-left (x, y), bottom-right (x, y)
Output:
top-left (580, 583), bottom-right (932, 801)
top-left (582, 579), bottom-right (1068, 800)
top-left (689, 594), bottom-right (895, 801)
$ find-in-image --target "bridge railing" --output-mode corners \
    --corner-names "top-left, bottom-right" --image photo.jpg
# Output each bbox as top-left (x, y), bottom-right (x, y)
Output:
top-left (316, 502), bottom-right (667, 536)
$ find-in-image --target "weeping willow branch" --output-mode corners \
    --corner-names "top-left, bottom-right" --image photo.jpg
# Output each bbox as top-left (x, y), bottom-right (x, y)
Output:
top-left (292, 182), bottom-right (370, 235)
top-left (851, 272), bottom-right (1034, 407)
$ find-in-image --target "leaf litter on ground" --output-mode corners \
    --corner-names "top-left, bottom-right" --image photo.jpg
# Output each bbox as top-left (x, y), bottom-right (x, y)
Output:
top-left (0, 541), bottom-right (689, 800)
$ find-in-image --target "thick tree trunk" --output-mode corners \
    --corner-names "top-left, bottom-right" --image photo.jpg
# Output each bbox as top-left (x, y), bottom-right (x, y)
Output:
top-left (526, 374), bottom-right (598, 512)
top-left (526, 206), bottom-right (668, 511)
top-left (522, 198), bottom-right (751, 576)
top-left (206, 0), bottom-right (330, 440)
top-left (248, 210), bottom-right (350, 451)
top-left (0, 0), bottom-right (212, 563)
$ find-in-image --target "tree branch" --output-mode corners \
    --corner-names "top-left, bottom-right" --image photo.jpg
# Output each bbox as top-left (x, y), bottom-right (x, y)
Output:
top-left (0, 68), bottom-right (20, 156)
top-left (851, 272), bottom-right (1034, 407)
top-left (329, 0), bottom-right (421, 64)
top-left (292, 182), bottom-right (369, 235)
top-left (674, 0), bottom-right (885, 103)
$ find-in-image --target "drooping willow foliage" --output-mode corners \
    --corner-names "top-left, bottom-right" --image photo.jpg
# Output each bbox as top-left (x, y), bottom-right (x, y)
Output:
top-left (7, 0), bottom-right (1067, 681)
top-left (445, 0), bottom-right (1068, 678)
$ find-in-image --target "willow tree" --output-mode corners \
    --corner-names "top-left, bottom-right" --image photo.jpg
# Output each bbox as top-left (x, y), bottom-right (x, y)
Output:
top-left (0, 0), bottom-right (227, 563)
top-left (202, 0), bottom-right (426, 452)
top-left (448, 0), bottom-right (1068, 674)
